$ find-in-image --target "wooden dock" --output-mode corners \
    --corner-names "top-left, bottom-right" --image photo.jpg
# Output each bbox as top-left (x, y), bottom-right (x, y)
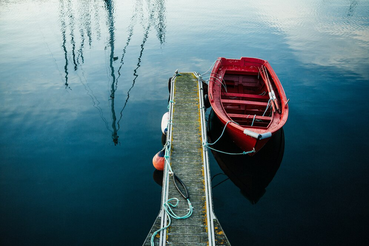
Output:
top-left (143, 72), bottom-right (231, 246)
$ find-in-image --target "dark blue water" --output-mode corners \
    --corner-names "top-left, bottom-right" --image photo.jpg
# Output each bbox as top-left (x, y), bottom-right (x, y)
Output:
top-left (1, 0), bottom-right (369, 245)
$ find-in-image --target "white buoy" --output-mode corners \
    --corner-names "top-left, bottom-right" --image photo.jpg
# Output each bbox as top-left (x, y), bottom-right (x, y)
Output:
top-left (161, 112), bottom-right (169, 135)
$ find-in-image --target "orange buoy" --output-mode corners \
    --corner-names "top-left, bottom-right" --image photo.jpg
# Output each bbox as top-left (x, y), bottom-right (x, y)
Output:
top-left (152, 149), bottom-right (165, 171)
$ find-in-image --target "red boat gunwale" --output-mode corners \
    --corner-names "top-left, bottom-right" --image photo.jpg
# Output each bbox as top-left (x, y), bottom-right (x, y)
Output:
top-left (209, 57), bottom-right (289, 154)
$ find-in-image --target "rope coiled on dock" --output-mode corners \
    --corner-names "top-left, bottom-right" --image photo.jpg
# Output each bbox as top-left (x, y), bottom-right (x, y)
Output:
top-left (150, 198), bottom-right (193, 246)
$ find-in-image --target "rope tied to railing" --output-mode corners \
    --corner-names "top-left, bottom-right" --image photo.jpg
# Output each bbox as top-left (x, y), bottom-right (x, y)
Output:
top-left (203, 120), bottom-right (256, 155)
top-left (204, 143), bottom-right (255, 155)
top-left (199, 60), bottom-right (217, 77)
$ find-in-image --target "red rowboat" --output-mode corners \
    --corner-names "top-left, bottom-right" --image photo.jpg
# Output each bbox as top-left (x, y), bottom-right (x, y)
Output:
top-left (208, 57), bottom-right (289, 155)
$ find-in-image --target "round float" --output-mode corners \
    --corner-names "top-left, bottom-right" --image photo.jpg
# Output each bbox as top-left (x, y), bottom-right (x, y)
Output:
top-left (152, 149), bottom-right (165, 171)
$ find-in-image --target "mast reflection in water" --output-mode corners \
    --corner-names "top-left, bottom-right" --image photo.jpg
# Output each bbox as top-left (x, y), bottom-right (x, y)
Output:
top-left (58, 0), bottom-right (166, 145)
top-left (207, 109), bottom-right (285, 204)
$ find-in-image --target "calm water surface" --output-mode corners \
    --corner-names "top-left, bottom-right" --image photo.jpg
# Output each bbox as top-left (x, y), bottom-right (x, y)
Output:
top-left (1, 0), bottom-right (369, 245)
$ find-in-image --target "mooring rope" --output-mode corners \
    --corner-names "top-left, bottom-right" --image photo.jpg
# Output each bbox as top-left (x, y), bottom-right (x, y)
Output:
top-left (206, 120), bottom-right (235, 147)
top-left (209, 75), bottom-right (228, 92)
top-left (204, 144), bottom-right (255, 155)
top-left (167, 100), bottom-right (175, 110)
top-left (203, 120), bottom-right (256, 155)
top-left (199, 60), bottom-right (217, 77)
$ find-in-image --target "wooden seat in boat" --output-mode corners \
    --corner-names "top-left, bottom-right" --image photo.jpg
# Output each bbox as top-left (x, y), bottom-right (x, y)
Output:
top-left (221, 99), bottom-right (268, 107)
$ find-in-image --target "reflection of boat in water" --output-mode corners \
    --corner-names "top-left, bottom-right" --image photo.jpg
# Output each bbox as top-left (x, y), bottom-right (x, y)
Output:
top-left (207, 109), bottom-right (285, 204)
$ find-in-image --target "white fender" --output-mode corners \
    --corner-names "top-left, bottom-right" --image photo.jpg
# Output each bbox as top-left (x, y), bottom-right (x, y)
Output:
top-left (161, 112), bottom-right (169, 134)
top-left (243, 129), bottom-right (272, 140)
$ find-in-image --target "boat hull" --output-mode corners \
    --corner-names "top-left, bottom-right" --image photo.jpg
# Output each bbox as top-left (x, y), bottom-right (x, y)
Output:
top-left (208, 57), bottom-right (289, 154)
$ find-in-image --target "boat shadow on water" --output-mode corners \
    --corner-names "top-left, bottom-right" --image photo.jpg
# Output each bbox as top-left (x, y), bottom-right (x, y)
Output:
top-left (207, 108), bottom-right (285, 204)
